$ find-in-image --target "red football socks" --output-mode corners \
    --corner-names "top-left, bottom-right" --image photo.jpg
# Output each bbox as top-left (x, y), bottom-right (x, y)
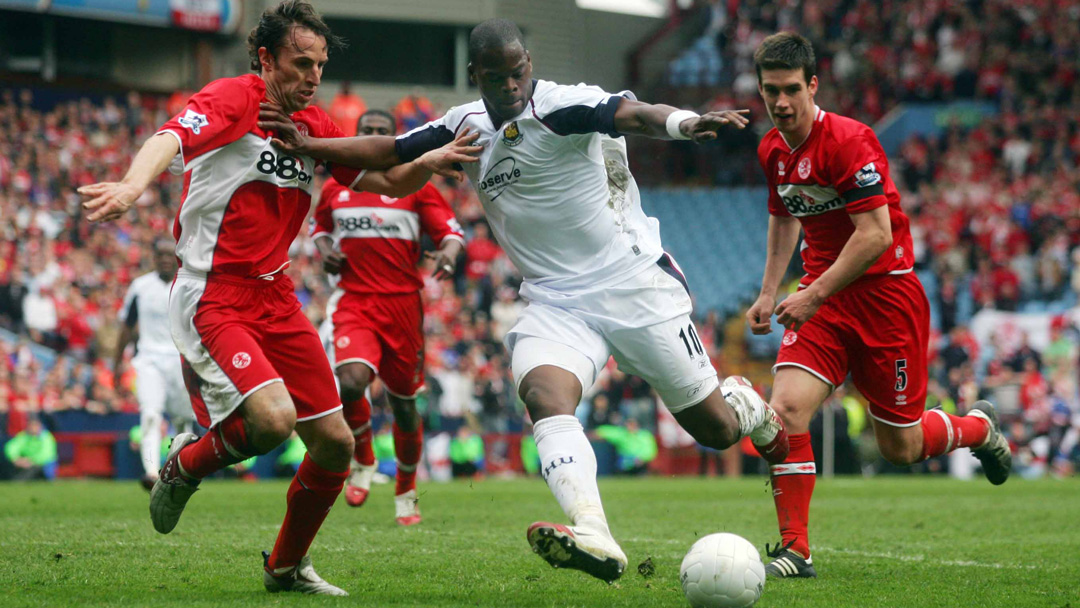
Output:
top-left (343, 396), bottom-right (375, 467)
top-left (393, 420), bottom-right (423, 495)
top-left (769, 432), bottom-right (815, 559)
top-left (267, 455), bottom-right (348, 571)
top-left (920, 409), bottom-right (991, 461)
top-left (177, 409), bottom-right (250, 480)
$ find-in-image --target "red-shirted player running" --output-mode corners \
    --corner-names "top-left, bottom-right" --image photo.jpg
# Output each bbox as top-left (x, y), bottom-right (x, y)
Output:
top-left (312, 109), bottom-right (465, 525)
top-left (746, 33), bottom-right (1012, 579)
top-left (78, 0), bottom-right (478, 596)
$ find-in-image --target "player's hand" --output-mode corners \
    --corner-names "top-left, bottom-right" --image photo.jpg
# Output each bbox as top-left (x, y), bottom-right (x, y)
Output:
top-left (774, 288), bottom-right (824, 332)
top-left (321, 250), bottom-right (346, 275)
top-left (258, 103), bottom-right (309, 154)
top-left (746, 294), bottom-right (776, 335)
top-left (424, 247), bottom-right (457, 280)
top-left (417, 129), bottom-right (482, 181)
top-left (78, 181), bottom-right (143, 223)
top-left (681, 110), bottom-right (750, 143)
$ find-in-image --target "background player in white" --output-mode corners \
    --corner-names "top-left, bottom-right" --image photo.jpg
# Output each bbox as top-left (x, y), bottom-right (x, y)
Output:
top-left (114, 238), bottom-right (195, 490)
top-left (260, 18), bottom-right (789, 584)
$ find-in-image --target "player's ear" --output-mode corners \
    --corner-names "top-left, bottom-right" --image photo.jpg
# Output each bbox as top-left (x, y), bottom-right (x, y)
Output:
top-left (807, 75), bottom-right (818, 98)
top-left (467, 62), bottom-right (476, 86)
top-left (258, 46), bottom-right (275, 73)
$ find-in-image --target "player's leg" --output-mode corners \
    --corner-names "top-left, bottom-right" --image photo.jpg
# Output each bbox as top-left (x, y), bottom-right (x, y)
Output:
top-left (508, 306), bottom-right (626, 582)
top-left (132, 355), bottom-right (167, 487)
top-left (602, 312), bottom-right (787, 460)
top-left (261, 306), bottom-right (351, 595)
top-left (762, 366), bottom-right (832, 578)
top-left (851, 273), bottom-right (1009, 483)
top-left (336, 362), bottom-right (377, 506)
top-left (387, 393), bottom-right (423, 525)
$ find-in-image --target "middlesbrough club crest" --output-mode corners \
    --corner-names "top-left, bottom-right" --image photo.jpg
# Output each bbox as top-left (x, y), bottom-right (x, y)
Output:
top-left (336, 336), bottom-right (351, 349)
top-left (782, 332), bottom-right (798, 346)
top-left (232, 352), bottom-right (251, 369)
top-left (797, 158), bottom-right (812, 179)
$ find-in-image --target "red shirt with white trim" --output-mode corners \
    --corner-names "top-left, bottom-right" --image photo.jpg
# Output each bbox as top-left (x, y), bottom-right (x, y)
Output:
top-left (158, 74), bottom-right (361, 279)
top-left (758, 107), bottom-right (913, 286)
top-left (312, 179), bottom-right (465, 294)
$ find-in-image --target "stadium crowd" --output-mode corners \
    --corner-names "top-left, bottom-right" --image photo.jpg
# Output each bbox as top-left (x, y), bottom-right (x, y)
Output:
top-left (3, 0), bottom-right (1080, 478)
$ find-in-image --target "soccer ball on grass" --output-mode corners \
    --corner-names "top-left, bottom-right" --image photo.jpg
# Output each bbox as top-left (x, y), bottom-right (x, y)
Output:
top-left (679, 533), bottom-right (765, 608)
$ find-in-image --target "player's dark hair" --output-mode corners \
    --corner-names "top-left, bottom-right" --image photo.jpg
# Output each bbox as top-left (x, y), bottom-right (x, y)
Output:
top-left (468, 19), bottom-right (526, 64)
top-left (360, 109), bottom-right (396, 127)
top-left (247, 0), bottom-right (345, 72)
top-left (754, 32), bottom-right (816, 84)
top-left (152, 237), bottom-right (174, 254)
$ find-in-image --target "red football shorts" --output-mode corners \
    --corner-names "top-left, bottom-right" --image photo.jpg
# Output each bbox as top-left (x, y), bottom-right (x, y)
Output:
top-left (774, 271), bottom-right (930, 427)
top-left (330, 290), bottom-right (425, 398)
top-left (171, 270), bottom-right (342, 429)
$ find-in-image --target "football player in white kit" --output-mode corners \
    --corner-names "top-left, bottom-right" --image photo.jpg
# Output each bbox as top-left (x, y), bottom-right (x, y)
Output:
top-left (258, 18), bottom-right (790, 584)
top-left (114, 238), bottom-right (195, 490)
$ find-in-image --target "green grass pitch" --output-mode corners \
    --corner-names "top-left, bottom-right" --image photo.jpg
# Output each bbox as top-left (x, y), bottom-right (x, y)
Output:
top-left (2, 476), bottom-right (1077, 607)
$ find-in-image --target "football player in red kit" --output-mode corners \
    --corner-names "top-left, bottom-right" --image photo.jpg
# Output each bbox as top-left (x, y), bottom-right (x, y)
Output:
top-left (747, 32), bottom-right (1012, 579)
top-left (313, 109), bottom-right (465, 525)
top-left (79, 1), bottom-right (477, 596)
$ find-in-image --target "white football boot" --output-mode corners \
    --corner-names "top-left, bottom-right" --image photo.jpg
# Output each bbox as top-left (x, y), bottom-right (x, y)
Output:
top-left (149, 432), bottom-right (200, 534)
top-left (722, 376), bottom-right (789, 464)
top-left (344, 461), bottom-right (377, 507)
top-left (394, 488), bottom-right (422, 526)
top-left (527, 521), bottom-right (627, 583)
top-left (263, 552), bottom-right (348, 596)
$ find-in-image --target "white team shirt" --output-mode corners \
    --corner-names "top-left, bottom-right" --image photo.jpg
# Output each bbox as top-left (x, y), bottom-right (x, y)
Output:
top-left (395, 80), bottom-right (664, 297)
top-left (119, 272), bottom-right (177, 357)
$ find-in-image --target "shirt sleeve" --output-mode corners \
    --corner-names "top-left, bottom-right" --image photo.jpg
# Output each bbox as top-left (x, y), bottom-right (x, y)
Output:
top-left (830, 133), bottom-right (889, 214)
top-left (157, 77), bottom-right (256, 174)
top-left (311, 109), bottom-right (366, 188)
top-left (532, 83), bottom-right (631, 137)
top-left (415, 183), bottom-right (465, 247)
top-left (311, 181), bottom-right (339, 240)
top-left (395, 113), bottom-right (456, 163)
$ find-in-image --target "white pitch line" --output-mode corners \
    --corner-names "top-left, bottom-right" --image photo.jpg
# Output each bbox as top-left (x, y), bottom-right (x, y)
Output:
top-left (810, 546), bottom-right (1046, 570)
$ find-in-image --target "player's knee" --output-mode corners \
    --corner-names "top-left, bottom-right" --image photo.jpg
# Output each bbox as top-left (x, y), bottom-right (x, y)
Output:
top-left (769, 397), bottom-right (802, 426)
top-left (310, 423), bottom-right (354, 468)
top-left (878, 440), bottom-right (921, 467)
top-left (389, 397), bottom-right (419, 431)
top-left (337, 365), bottom-right (371, 402)
top-left (248, 405), bottom-right (296, 453)
top-left (521, 383), bottom-right (576, 420)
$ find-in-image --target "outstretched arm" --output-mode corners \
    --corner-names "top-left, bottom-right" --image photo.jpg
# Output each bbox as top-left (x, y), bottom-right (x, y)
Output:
top-left (613, 99), bottom-right (749, 142)
top-left (79, 133), bottom-right (179, 222)
top-left (351, 130), bottom-right (481, 195)
top-left (257, 104), bottom-right (480, 179)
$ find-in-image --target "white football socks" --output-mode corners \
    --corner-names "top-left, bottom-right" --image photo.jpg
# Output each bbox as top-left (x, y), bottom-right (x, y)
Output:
top-left (140, 411), bottom-right (163, 478)
top-left (532, 415), bottom-right (611, 535)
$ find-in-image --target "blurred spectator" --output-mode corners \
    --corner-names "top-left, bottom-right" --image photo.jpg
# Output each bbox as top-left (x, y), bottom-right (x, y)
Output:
top-left (393, 91), bottom-right (436, 133)
top-left (594, 418), bottom-right (657, 476)
top-left (327, 82), bottom-right (367, 136)
top-left (449, 426), bottom-right (485, 478)
top-left (3, 417), bottom-right (57, 480)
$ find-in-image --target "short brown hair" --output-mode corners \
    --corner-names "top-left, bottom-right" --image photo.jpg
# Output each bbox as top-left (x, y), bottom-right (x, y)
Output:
top-left (246, 0), bottom-right (345, 72)
top-left (754, 32), bottom-right (816, 84)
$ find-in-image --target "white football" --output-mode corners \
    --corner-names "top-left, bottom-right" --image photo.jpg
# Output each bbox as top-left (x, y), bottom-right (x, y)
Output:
top-left (680, 533), bottom-right (766, 608)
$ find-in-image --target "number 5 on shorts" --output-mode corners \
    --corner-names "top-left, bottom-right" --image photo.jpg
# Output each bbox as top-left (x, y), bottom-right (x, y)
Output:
top-left (894, 358), bottom-right (908, 392)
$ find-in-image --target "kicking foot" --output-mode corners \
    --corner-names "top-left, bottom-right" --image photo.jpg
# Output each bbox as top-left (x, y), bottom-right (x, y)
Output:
top-left (967, 400), bottom-right (1011, 486)
top-left (526, 522), bottom-right (627, 583)
top-left (263, 552), bottom-right (348, 596)
top-left (722, 376), bottom-right (789, 464)
top-left (395, 489), bottom-right (421, 526)
top-left (344, 462), bottom-right (376, 507)
top-left (764, 541), bottom-right (817, 578)
top-left (149, 432), bottom-right (200, 534)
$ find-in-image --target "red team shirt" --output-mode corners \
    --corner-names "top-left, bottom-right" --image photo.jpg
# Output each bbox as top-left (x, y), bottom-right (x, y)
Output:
top-left (760, 107), bottom-right (930, 426)
top-left (312, 180), bottom-right (465, 294)
top-left (158, 74), bottom-right (361, 279)
top-left (758, 106), bottom-right (914, 286)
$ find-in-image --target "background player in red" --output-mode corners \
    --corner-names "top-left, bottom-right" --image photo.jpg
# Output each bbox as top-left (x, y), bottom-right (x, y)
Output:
top-left (312, 109), bottom-right (465, 525)
top-left (746, 32), bottom-right (1013, 579)
top-left (77, 0), bottom-right (477, 596)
